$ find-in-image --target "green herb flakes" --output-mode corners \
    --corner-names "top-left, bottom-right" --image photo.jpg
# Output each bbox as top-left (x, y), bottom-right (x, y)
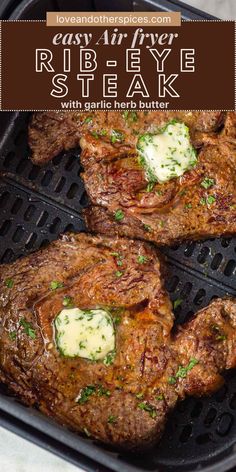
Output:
top-left (137, 255), bottom-right (149, 264)
top-left (77, 385), bottom-right (96, 404)
top-left (97, 385), bottom-right (111, 397)
top-left (122, 111), bottom-right (138, 123)
top-left (90, 131), bottom-right (99, 139)
top-left (207, 195), bottom-right (216, 205)
top-left (103, 350), bottom-right (116, 366)
top-left (201, 178), bottom-right (215, 189)
top-left (5, 278), bottom-right (14, 288)
top-left (156, 394), bottom-right (164, 401)
top-left (114, 209), bottom-right (124, 221)
top-left (62, 296), bottom-right (74, 308)
top-left (111, 129), bottom-right (124, 144)
top-left (168, 376), bottom-right (177, 385)
top-left (20, 318), bottom-right (36, 339)
top-left (138, 402), bottom-right (157, 419)
top-left (108, 415), bottom-right (117, 424)
top-left (136, 392), bottom-right (144, 399)
top-left (84, 116), bottom-right (93, 124)
top-left (200, 195), bottom-right (216, 206)
top-left (216, 334), bottom-right (227, 341)
top-left (146, 182), bottom-right (155, 192)
top-left (173, 298), bottom-right (183, 309)
top-left (211, 324), bottom-right (227, 342)
top-left (113, 316), bottom-right (121, 325)
top-left (144, 224), bottom-right (152, 232)
top-left (175, 358), bottom-right (199, 379)
top-left (50, 280), bottom-right (64, 290)
top-left (9, 331), bottom-right (17, 341)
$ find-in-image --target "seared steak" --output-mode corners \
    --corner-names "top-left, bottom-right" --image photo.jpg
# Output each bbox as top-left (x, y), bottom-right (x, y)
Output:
top-left (0, 232), bottom-right (236, 450)
top-left (29, 110), bottom-right (224, 166)
top-left (29, 111), bottom-right (236, 245)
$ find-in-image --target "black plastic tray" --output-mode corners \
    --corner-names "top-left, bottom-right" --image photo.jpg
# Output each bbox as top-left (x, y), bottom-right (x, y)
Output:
top-left (0, 1), bottom-right (235, 472)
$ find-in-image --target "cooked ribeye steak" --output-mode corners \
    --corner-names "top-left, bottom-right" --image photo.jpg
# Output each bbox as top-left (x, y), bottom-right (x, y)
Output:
top-left (83, 137), bottom-right (236, 245)
top-left (29, 110), bottom-right (224, 166)
top-left (0, 233), bottom-right (236, 450)
top-left (29, 111), bottom-right (236, 245)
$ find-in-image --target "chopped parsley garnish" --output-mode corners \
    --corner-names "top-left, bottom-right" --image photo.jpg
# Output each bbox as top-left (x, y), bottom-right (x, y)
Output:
top-left (97, 385), bottom-right (111, 397)
top-left (146, 182), bottom-right (155, 192)
top-left (77, 385), bottom-right (110, 404)
top-left (136, 392), bottom-right (144, 399)
top-left (185, 203), bottom-right (192, 209)
top-left (62, 296), bottom-right (74, 308)
top-left (216, 334), bottom-right (227, 341)
top-left (137, 255), bottom-right (149, 264)
top-left (211, 324), bottom-right (227, 341)
top-left (122, 111), bottom-right (138, 122)
top-left (5, 278), bottom-right (14, 288)
top-left (84, 116), bottom-right (93, 124)
top-left (156, 394), bottom-right (164, 401)
top-left (173, 358), bottom-right (199, 381)
top-left (115, 271), bottom-right (123, 278)
top-left (107, 415), bottom-right (117, 424)
top-left (103, 349), bottom-right (116, 366)
top-left (114, 209), bottom-right (124, 221)
top-left (144, 224), bottom-right (152, 232)
top-left (201, 178), bottom-right (215, 189)
top-left (20, 318), bottom-right (36, 339)
top-left (111, 129), bottom-right (124, 144)
top-left (50, 280), bottom-right (64, 290)
top-left (9, 331), bottom-right (16, 341)
top-left (207, 195), bottom-right (216, 205)
top-left (138, 402), bottom-right (157, 419)
top-left (111, 252), bottom-right (123, 266)
top-left (173, 298), bottom-right (183, 309)
top-left (100, 129), bottom-right (107, 136)
top-left (168, 376), bottom-right (177, 385)
top-left (200, 195), bottom-right (216, 206)
top-left (113, 316), bottom-right (121, 325)
top-left (77, 385), bottom-right (96, 404)
top-left (122, 110), bottom-right (129, 120)
top-left (130, 111), bottom-right (138, 122)
top-left (90, 131), bottom-right (99, 139)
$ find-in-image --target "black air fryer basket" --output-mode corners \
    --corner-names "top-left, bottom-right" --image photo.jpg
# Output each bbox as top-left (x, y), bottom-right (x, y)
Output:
top-left (0, 1), bottom-right (235, 471)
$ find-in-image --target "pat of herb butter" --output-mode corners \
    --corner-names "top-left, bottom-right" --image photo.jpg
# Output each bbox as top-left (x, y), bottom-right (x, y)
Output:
top-left (137, 121), bottom-right (197, 183)
top-left (54, 308), bottom-right (115, 360)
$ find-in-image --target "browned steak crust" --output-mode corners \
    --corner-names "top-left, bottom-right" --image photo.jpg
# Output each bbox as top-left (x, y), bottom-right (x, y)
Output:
top-left (0, 233), bottom-right (236, 450)
top-left (29, 111), bottom-right (236, 245)
top-left (83, 139), bottom-right (236, 245)
top-left (29, 110), bottom-right (224, 165)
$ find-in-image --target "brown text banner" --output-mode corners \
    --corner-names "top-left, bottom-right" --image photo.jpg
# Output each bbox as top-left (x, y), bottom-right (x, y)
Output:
top-left (0, 20), bottom-right (235, 111)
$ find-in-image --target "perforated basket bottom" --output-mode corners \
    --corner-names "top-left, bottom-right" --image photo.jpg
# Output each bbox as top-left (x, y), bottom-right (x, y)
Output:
top-left (0, 112), bottom-right (236, 472)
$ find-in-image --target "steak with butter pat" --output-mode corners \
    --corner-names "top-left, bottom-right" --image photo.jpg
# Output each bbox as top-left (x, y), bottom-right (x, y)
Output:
top-left (0, 232), bottom-right (236, 450)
